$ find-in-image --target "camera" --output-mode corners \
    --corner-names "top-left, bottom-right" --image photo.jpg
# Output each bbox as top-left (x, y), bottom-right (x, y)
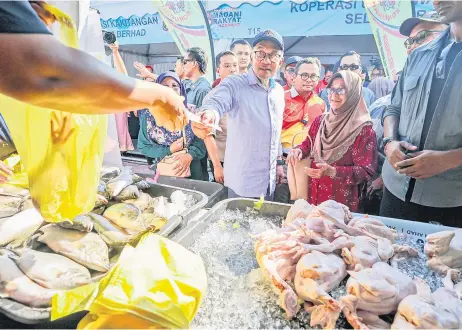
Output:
top-left (102, 30), bottom-right (116, 45)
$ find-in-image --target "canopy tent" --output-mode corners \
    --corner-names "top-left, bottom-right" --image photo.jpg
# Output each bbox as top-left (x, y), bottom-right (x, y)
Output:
top-left (92, 0), bottom-right (420, 79)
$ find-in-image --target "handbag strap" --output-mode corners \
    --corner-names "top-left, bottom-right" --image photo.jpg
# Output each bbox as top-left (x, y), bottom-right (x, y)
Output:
top-left (181, 126), bottom-right (188, 152)
top-left (291, 129), bottom-right (314, 158)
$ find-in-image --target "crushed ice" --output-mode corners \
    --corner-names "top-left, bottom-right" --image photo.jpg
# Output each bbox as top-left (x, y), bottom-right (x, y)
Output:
top-left (189, 209), bottom-right (447, 329)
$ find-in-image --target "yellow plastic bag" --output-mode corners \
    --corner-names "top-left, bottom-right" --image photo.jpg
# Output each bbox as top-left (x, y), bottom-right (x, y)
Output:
top-left (2, 154), bottom-right (28, 188)
top-left (51, 233), bottom-right (207, 329)
top-left (0, 6), bottom-right (107, 223)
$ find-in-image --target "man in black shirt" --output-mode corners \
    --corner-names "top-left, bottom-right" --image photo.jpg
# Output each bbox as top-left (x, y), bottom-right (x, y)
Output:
top-left (0, 1), bottom-right (185, 116)
top-left (381, 0), bottom-right (462, 227)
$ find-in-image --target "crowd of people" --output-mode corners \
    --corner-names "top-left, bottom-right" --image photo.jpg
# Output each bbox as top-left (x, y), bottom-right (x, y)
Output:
top-left (0, 1), bottom-right (461, 228)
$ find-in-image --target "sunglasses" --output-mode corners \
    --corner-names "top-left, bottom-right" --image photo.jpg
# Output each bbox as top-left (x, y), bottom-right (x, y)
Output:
top-left (327, 87), bottom-right (346, 95)
top-left (298, 73), bottom-right (320, 82)
top-left (404, 30), bottom-right (442, 49)
top-left (339, 64), bottom-right (360, 71)
top-left (254, 51), bottom-right (282, 63)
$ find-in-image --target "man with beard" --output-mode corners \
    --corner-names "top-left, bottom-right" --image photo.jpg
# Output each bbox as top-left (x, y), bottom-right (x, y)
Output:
top-left (381, 0), bottom-right (462, 227)
top-left (192, 29), bottom-right (285, 199)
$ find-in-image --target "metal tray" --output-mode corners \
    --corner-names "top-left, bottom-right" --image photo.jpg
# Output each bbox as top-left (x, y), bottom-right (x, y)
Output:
top-left (0, 184), bottom-right (207, 327)
top-left (156, 176), bottom-right (226, 208)
top-left (174, 198), bottom-right (453, 248)
top-left (144, 182), bottom-right (208, 237)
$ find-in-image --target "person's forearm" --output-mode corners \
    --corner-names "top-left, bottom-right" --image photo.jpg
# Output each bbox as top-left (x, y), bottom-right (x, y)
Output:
top-left (443, 148), bottom-right (462, 169)
top-left (383, 115), bottom-right (399, 139)
top-left (204, 136), bottom-right (221, 167)
top-left (112, 50), bottom-right (128, 75)
top-left (0, 35), bottom-right (166, 114)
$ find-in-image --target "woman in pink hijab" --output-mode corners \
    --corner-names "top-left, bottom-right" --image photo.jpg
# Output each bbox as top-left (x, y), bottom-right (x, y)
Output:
top-left (287, 70), bottom-right (378, 212)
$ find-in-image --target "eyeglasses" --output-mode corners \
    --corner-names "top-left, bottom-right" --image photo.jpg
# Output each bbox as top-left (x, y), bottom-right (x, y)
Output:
top-left (327, 87), bottom-right (346, 95)
top-left (254, 51), bottom-right (282, 63)
top-left (298, 73), bottom-right (320, 82)
top-left (339, 64), bottom-right (360, 71)
top-left (183, 59), bottom-right (194, 65)
top-left (404, 30), bottom-right (442, 49)
top-left (286, 67), bottom-right (296, 75)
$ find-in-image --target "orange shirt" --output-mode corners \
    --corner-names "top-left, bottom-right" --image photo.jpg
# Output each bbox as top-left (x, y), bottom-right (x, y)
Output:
top-left (283, 87), bottom-right (325, 130)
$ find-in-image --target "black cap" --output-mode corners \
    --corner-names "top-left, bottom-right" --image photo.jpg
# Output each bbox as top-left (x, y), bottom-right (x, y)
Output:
top-left (399, 11), bottom-right (444, 37)
top-left (252, 29), bottom-right (284, 51)
top-left (285, 56), bottom-right (304, 66)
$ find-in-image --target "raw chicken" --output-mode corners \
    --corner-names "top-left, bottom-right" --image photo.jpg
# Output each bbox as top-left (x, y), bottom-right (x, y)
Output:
top-left (425, 229), bottom-right (462, 279)
top-left (255, 237), bottom-right (300, 319)
top-left (391, 271), bottom-right (462, 329)
top-left (294, 251), bottom-right (346, 329)
top-left (341, 236), bottom-right (394, 271)
top-left (283, 199), bottom-right (314, 227)
top-left (340, 262), bottom-right (416, 329)
top-left (347, 216), bottom-right (399, 243)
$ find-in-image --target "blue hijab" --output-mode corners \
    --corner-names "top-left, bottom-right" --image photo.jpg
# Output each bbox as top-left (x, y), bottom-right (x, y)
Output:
top-left (140, 72), bottom-right (195, 147)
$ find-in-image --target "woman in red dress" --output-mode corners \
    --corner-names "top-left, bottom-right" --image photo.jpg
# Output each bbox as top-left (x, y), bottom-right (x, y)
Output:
top-left (287, 70), bottom-right (377, 212)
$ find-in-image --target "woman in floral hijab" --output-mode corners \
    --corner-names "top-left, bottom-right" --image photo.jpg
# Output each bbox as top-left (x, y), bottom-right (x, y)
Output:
top-left (138, 72), bottom-right (206, 180)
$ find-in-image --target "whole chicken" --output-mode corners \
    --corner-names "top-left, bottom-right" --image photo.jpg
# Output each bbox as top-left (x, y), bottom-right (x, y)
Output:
top-left (341, 236), bottom-right (394, 271)
top-left (294, 251), bottom-right (347, 329)
top-left (425, 229), bottom-right (462, 279)
top-left (347, 216), bottom-right (399, 243)
top-left (255, 230), bottom-right (301, 319)
top-left (340, 262), bottom-right (416, 329)
top-left (391, 271), bottom-right (462, 329)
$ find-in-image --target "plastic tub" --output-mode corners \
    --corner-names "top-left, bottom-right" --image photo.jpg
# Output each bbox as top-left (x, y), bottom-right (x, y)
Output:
top-left (0, 183), bottom-right (207, 326)
top-left (156, 176), bottom-right (226, 208)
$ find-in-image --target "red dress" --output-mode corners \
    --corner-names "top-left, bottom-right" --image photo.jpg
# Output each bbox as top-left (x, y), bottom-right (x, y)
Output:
top-left (296, 116), bottom-right (378, 212)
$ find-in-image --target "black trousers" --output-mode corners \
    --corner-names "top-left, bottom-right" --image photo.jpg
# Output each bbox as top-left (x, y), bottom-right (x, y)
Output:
top-left (380, 187), bottom-right (462, 228)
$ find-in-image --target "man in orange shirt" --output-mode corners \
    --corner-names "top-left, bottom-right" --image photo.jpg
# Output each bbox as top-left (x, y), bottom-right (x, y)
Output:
top-left (281, 57), bottom-right (326, 154)
top-left (275, 57), bottom-right (325, 203)
top-left (283, 56), bottom-right (303, 91)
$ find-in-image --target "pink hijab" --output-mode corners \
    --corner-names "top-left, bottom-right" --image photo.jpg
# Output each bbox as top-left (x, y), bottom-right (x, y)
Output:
top-left (314, 70), bottom-right (372, 164)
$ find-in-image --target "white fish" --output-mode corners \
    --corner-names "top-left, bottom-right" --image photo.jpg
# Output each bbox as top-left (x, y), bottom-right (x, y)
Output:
top-left (106, 167), bottom-right (133, 197)
top-left (10, 249), bottom-right (92, 290)
top-left (0, 184), bottom-right (30, 198)
top-left (0, 208), bottom-right (43, 247)
top-left (38, 224), bottom-right (110, 272)
top-left (0, 254), bottom-right (59, 308)
top-left (0, 193), bottom-right (24, 218)
top-left (103, 203), bottom-right (145, 232)
top-left (124, 192), bottom-right (152, 212)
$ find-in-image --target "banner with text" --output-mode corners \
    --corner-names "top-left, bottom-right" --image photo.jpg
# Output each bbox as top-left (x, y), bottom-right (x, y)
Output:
top-left (208, 0), bottom-right (373, 39)
top-left (153, 0), bottom-right (216, 81)
top-left (93, 1), bottom-right (435, 45)
top-left (365, 0), bottom-right (413, 80)
top-left (95, 1), bottom-right (172, 45)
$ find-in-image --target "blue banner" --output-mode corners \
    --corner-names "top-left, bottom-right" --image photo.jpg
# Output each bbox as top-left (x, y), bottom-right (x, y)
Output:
top-left (95, 1), bottom-right (173, 45)
top-left (208, 1), bottom-right (373, 39)
top-left (93, 1), bottom-right (436, 45)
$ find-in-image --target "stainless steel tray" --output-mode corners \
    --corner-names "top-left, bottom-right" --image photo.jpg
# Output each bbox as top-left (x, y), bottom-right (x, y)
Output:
top-left (0, 184), bottom-right (207, 327)
top-left (174, 198), bottom-right (453, 248)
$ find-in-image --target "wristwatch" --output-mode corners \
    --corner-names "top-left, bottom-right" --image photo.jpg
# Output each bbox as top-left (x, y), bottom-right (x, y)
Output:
top-left (382, 137), bottom-right (397, 151)
top-left (277, 159), bottom-right (285, 166)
